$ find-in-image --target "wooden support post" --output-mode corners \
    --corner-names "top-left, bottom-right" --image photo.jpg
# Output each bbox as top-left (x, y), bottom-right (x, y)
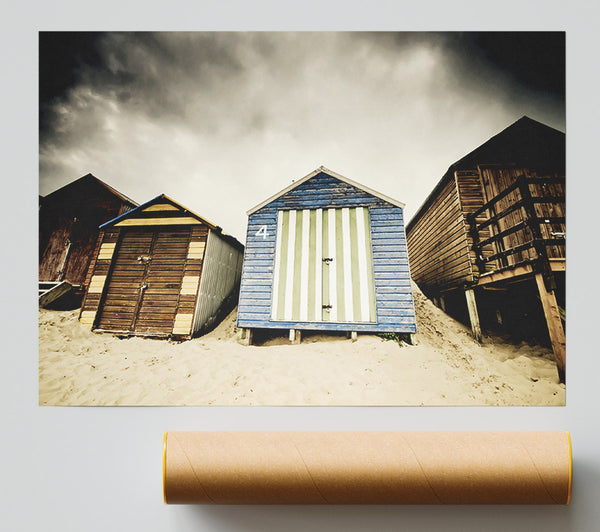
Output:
top-left (535, 273), bottom-right (566, 383)
top-left (464, 289), bottom-right (482, 343)
top-left (57, 239), bottom-right (73, 281)
top-left (239, 328), bottom-right (253, 346)
top-left (439, 295), bottom-right (446, 312)
top-left (289, 329), bottom-right (301, 345)
top-left (350, 331), bottom-right (358, 342)
top-left (409, 333), bottom-right (417, 346)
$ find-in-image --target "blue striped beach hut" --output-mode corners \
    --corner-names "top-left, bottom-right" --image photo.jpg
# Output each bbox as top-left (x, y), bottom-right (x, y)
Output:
top-left (237, 166), bottom-right (417, 344)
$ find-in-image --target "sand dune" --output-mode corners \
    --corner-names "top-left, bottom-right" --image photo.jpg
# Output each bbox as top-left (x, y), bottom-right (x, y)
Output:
top-left (39, 283), bottom-right (565, 406)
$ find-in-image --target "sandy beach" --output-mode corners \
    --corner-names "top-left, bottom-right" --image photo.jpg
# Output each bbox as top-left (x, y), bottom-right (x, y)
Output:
top-left (39, 283), bottom-right (565, 406)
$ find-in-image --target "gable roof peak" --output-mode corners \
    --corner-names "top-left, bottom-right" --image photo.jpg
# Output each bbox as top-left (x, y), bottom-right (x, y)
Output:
top-left (42, 173), bottom-right (138, 207)
top-left (247, 166), bottom-right (405, 215)
top-left (99, 193), bottom-right (218, 230)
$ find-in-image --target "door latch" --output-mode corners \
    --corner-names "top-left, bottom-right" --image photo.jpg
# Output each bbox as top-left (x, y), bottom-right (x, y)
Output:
top-left (322, 257), bottom-right (333, 264)
top-left (140, 284), bottom-right (148, 291)
top-left (137, 256), bottom-right (152, 263)
top-left (322, 304), bottom-right (332, 311)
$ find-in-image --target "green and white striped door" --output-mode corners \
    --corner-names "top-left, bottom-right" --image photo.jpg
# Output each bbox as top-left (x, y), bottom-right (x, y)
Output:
top-left (271, 207), bottom-right (376, 323)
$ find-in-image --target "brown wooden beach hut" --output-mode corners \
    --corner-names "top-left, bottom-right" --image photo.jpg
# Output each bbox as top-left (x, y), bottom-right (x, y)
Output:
top-left (79, 194), bottom-right (244, 340)
top-left (39, 173), bottom-right (138, 306)
top-left (405, 117), bottom-right (565, 379)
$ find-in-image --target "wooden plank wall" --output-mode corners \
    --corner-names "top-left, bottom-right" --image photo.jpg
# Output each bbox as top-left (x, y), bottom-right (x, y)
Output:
top-left (39, 219), bottom-right (74, 281)
top-left (479, 166), bottom-right (565, 265)
top-left (406, 177), bottom-right (474, 294)
top-left (39, 190), bottom-right (131, 285)
top-left (237, 171), bottom-right (417, 333)
top-left (177, 226), bottom-right (209, 336)
top-left (79, 229), bottom-right (120, 328)
top-left (455, 170), bottom-right (497, 274)
top-left (530, 173), bottom-right (566, 260)
top-left (97, 229), bottom-right (159, 333)
top-left (82, 230), bottom-right (105, 292)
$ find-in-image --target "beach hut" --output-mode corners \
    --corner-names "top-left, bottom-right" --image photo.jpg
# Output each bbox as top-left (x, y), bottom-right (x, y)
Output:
top-left (39, 173), bottom-right (138, 307)
top-left (405, 116), bottom-right (565, 379)
top-left (79, 194), bottom-right (244, 339)
top-left (237, 166), bottom-right (417, 344)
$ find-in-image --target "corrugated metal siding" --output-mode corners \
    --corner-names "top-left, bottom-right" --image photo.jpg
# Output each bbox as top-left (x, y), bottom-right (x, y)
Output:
top-left (193, 230), bottom-right (244, 334)
top-left (237, 171), bottom-right (416, 333)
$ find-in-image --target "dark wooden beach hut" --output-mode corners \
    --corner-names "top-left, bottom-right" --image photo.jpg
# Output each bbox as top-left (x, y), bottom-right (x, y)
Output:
top-left (79, 194), bottom-right (244, 339)
top-left (237, 166), bottom-right (417, 344)
top-left (39, 173), bottom-right (138, 306)
top-left (405, 116), bottom-right (565, 379)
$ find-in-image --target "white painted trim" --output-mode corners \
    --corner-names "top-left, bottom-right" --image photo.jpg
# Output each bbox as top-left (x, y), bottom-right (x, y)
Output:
top-left (328, 208), bottom-right (337, 322)
top-left (315, 208), bottom-right (323, 322)
top-left (299, 209), bottom-right (310, 321)
top-left (342, 207), bottom-right (353, 322)
top-left (246, 166), bottom-right (405, 215)
top-left (284, 210), bottom-right (296, 321)
top-left (356, 207), bottom-right (370, 322)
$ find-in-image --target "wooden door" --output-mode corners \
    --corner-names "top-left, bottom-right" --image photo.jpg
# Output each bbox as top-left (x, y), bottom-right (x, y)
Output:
top-left (39, 218), bottom-right (74, 282)
top-left (95, 227), bottom-right (191, 335)
top-left (271, 207), bottom-right (376, 323)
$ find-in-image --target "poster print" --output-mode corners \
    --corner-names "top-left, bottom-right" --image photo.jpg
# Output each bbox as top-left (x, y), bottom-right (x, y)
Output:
top-left (39, 32), bottom-right (565, 405)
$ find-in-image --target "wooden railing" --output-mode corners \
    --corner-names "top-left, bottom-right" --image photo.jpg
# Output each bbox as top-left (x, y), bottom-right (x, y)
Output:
top-left (466, 175), bottom-right (565, 288)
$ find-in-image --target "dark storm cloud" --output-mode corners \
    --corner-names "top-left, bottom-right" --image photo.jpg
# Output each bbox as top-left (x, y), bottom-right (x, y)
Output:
top-left (458, 32), bottom-right (565, 99)
top-left (40, 32), bottom-right (565, 152)
top-left (85, 33), bottom-right (245, 117)
top-left (38, 31), bottom-right (566, 239)
top-left (39, 32), bottom-right (249, 144)
top-left (360, 31), bottom-right (565, 100)
top-left (39, 32), bottom-right (104, 141)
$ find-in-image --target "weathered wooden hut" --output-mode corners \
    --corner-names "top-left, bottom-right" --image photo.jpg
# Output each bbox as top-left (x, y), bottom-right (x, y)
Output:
top-left (406, 116), bottom-right (565, 379)
top-left (79, 194), bottom-right (244, 339)
top-left (39, 173), bottom-right (138, 306)
top-left (237, 166), bottom-right (417, 344)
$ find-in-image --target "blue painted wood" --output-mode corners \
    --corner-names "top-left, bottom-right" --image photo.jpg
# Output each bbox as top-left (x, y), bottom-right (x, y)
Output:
top-left (237, 171), bottom-right (417, 333)
top-left (234, 319), bottom-right (417, 334)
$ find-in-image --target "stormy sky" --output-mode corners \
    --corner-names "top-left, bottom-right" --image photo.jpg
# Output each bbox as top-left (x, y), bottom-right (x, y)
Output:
top-left (39, 32), bottom-right (565, 241)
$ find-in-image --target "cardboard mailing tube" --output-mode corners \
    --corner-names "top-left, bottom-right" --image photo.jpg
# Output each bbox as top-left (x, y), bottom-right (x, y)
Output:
top-left (163, 431), bottom-right (572, 505)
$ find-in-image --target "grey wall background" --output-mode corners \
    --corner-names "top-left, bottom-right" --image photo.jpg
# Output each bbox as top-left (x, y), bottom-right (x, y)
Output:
top-left (2, 1), bottom-right (599, 530)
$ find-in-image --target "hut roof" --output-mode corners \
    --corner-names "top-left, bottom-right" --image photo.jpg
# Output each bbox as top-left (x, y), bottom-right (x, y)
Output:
top-left (247, 166), bottom-right (406, 215)
top-left (406, 116), bottom-right (565, 234)
top-left (41, 173), bottom-right (138, 208)
top-left (100, 194), bottom-right (244, 251)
